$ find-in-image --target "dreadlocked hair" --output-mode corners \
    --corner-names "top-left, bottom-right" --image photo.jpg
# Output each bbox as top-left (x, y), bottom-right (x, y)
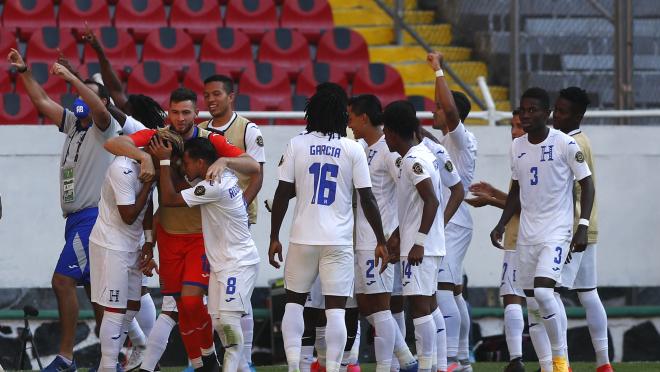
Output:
top-left (154, 128), bottom-right (185, 157)
top-left (305, 82), bottom-right (348, 137)
top-left (127, 94), bottom-right (166, 129)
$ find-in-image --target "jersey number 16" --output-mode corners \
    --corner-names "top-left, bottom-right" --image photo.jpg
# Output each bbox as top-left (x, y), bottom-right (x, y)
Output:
top-left (309, 162), bottom-right (339, 206)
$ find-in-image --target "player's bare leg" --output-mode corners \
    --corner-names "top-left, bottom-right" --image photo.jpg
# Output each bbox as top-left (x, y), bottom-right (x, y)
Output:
top-left (51, 273), bottom-right (80, 361)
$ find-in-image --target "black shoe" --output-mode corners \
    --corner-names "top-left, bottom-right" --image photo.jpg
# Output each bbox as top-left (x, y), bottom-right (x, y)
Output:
top-left (198, 353), bottom-right (221, 372)
top-left (504, 357), bottom-right (525, 372)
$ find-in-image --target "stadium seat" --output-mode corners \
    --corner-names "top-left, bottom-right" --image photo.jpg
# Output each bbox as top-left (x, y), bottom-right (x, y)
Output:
top-left (114, 0), bottom-right (167, 42)
top-left (280, 0), bottom-right (333, 43)
top-left (170, 0), bottom-right (223, 42)
top-left (15, 63), bottom-right (69, 96)
top-left (224, 0), bottom-right (278, 42)
top-left (295, 62), bottom-right (349, 98)
top-left (200, 28), bottom-right (253, 80)
top-left (82, 27), bottom-right (137, 74)
top-left (239, 62), bottom-right (291, 111)
top-left (407, 95), bottom-right (436, 125)
top-left (316, 27), bottom-right (369, 80)
top-left (0, 93), bottom-right (40, 124)
top-left (2, 0), bottom-right (56, 41)
top-left (0, 29), bottom-right (18, 73)
top-left (233, 94), bottom-right (273, 125)
top-left (142, 28), bottom-right (195, 73)
top-left (0, 71), bottom-right (11, 95)
top-left (182, 62), bottom-right (235, 100)
top-left (126, 61), bottom-right (179, 106)
top-left (59, 0), bottom-right (111, 32)
top-left (25, 27), bottom-right (79, 66)
top-left (352, 63), bottom-right (406, 107)
top-left (258, 29), bottom-right (311, 80)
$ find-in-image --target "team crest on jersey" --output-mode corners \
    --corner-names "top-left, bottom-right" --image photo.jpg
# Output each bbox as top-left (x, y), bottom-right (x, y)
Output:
top-left (395, 157), bottom-right (402, 168)
top-left (194, 185), bottom-right (206, 196)
top-left (575, 151), bottom-right (585, 163)
top-left (278, 155), bottom-right (284, 166)
top-left (256, 136), bottom-right (264, 147)
top-left (445, 160), bottom-right (454, 172)
top-left (412, 162), bottom-right (423, 175)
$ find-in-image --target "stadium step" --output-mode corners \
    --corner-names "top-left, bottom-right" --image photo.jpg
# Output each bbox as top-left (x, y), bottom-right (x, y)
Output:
top-left (405, 83), bottom-right (509, 103)
top-left (394, 61), bottom-right (489, 85)
top-left (353, 24), bottom-right (452, 46)
top-left (332, 8), bottom-right (434, 27)
top-left (369, 45), bottom-right (472, 64)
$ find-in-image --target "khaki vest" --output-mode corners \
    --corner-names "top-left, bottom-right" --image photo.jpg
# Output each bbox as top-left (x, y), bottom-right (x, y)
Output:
top-left (199, 115), bottom-right (258, 224)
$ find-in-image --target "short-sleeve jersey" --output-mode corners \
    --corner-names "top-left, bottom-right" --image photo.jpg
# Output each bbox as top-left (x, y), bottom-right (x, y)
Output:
top-left (511, 128), bottom-right (591, 245)
top-left (278, 131), bottom-right (372, 245)
top-left (355, 136), bottom-right (399, 249)
top-left (181, 172), bottom-right (260, 272)
top-left (59, 109), bottom-right (122, 216)
top-left (89, 156), bottom-right (151, 252)
top-left (569, 129), bottom-right (598, 243)
top-left (421, 138), bottom-right (463, 207)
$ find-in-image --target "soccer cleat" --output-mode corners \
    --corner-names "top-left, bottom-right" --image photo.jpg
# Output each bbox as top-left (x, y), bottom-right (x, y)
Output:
top-left (89, 363), bottom-right (124, 372)
top-left (42, 356), bottom-right (77, 372)
top-left (455, 362), bottom-right (473, 372)
top-left (311, 361), bottom-right (326, 372)
top-left (446, 362), bottom-right (460, 372)
top-left (552, 356), bottom-right (569, 372)
top-left (596, 364), bottom-right (614, 372)
top-left (399, 360), bottom-right (418, 372)
top-left (503, 357), bottom-right (525, 372)
top-left (346, 364), bottom-right (361, 372)
top-left (248, 362), bottom-right (257, 372)
top-left (124, 345), bottom-right (146, 371)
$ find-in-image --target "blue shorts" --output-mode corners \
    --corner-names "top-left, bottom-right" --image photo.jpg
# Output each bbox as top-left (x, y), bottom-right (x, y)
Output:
top-left (54, 207), bottom-right (98, 285)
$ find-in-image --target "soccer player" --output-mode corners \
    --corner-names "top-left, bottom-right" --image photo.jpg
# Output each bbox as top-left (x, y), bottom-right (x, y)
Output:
top-left (465, 109), bottom-right (526, 372)
top-left (490, 88), bottom-right (595, 372)
top-left (90, 129), bottom-right (183, 372)
top-left (426, 51), bottom-right (478, 372)
top-left (552, 87), bottom-right (613, 372)
top-left (347, 94), bottom-right (418, 372)
top-left (268, 83), bottom-right (388, 372)
top-left (104, 88), bottom-right (259, 371)
top-left (382, 101), bottom-right (464, 372)
top-left (153, 136), bottom-right (261, 372)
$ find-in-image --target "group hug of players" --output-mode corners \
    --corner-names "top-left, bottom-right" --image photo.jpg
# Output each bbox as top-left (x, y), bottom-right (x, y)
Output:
top-left (6, 23), bottom-right (611, 372)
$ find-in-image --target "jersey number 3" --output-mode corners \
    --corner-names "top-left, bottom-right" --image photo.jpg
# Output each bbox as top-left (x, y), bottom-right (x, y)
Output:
top-left (309, 162), bottom-right (339, 205)
top-left (530, 166), bottom-right (539, 185)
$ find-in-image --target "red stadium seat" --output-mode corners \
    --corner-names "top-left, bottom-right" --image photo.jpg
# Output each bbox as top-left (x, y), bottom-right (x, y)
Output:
top-left (200, 28), bottom-right (253, 80)
top-left (142, 28), bottom-right (195, 73)
top-left (25, 27), bottom-right (79, 66)
top-left (408, 95), bottom-right (436, 125)
top-left (0, 29), bottom-right (18, 73)
top-left (352, 63), bottom-right (406, 107)
top-left (225, 0), bottom-right (277, 42)
top-left (258, 29), bottom-right (311, 80)
top-left (233, 94), bottom-right (272, 125)
top-left (0, 93), bottom-right (40, 124)
top-left (83, 27), bottom-right (137, 73)
top-left (170, 0), bottom-right (223, 42)
top-left (0, 71), bottom-right (11, 95)
top-left (2, 0), bottom-right (56, 41)
top-left (15, 63), bottom-right (69, 96)
top-left (296, 62), bottom-right (349, 98)
top-left (317, 27), bottom-right (369, 80)
top-left (239, 62), bottom-right (291, 111)
top-left (183, 62), bottom-right (235, 102)
top-left (280, 0), bottom-right (333, 43)
top-left (126, 61), bottom-right (179, 106)
top-left (59, 0), bottom-right (111, 32)
top-left (114, 0), bottom-right (167, 41)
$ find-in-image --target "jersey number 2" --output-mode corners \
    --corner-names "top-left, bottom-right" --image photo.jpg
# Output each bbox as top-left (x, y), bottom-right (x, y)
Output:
top-left (309, 162), bottom-right (338, 206)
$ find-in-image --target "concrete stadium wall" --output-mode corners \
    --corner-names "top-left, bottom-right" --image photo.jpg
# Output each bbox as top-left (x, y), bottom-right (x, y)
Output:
top-left (1, 125), bottom-right (659, 288)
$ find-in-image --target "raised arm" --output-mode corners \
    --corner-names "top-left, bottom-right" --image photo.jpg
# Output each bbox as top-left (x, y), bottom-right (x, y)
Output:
top-left (82, 24), bottom-right (128, 110)
top-left (428, 51), bottom-right (461, 132)
top-left (490, 180), bottom-right (521, 248)
top-left (104, 134), bottom-right (156, 182)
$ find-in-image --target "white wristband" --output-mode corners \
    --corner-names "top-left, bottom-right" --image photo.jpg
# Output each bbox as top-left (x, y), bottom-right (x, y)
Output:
top-left (415, 232), bottom-right (427, 246)
top-left (578, 218), bottom-right (590, 227)
top-left (159, 159), bottom-right (171, 166)
top-left (435, 69), bottom-right (444, 77)
top-left (144, 230), bottom-right (153, 243)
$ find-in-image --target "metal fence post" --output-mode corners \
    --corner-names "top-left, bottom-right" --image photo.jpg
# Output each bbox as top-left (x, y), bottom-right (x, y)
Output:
top-left (509, 0), bottom-right (521, 109)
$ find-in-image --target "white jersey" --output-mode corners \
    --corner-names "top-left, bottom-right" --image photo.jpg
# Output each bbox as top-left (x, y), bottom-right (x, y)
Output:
top-left (181, 171), bottom-right (260, 272)
top-left (511, 128), bottom-right (591, 245)
top-left (355, 136), bottom-right (399, 249)
top-left (120, 115), bottom-right (148, 135)
top-left (278, 131), bottom-right (372, 245)
top-left (89, 157), bottom-right (151, 252)
top-left (439, 122), bottom-right (477, 229)
top-left (207, 112), bottom-right (266, 163)
top-left (396, 144), bottom-right (460, 257)
top-left (421, 138), bottom-right (462, 208)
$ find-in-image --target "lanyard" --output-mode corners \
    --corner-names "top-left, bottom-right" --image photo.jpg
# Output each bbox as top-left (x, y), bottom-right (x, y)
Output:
top-left (62, 123), bottom-right (89, 166)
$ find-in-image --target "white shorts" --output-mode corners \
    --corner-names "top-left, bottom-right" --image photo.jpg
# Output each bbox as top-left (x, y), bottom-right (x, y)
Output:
top-left (354, 250), bottom-right (394, 295)
top-left (437, 224), bottom-right (473, 285)
top-left (90, 243), bottom-right (142, 308)
top-left (516, 240), bottom-right (571, 290)
top-left (499, 250), bottom-right (525, 297)
top-left (400, 256), bottom-right (442, 297)
top-left (285, 243), bottom-right (354, 297)
top-left (207, 264), bottom-right (258, 315)
top-left (392, 261), bottom-right (403, 296)
top-left (305, 275), bottom-right (357, 309)
top-left (161, 295), bottom-right (178, 312)
top-left (141, 274), bottom-right (149, 287)
top-left (560, 243), bottom-right (598, 290)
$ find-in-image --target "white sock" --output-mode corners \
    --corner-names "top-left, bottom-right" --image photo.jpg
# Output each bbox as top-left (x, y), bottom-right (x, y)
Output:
top-left (578, 289), bottom-right (610, 367)
top-left (504, 304), bottom-right (524, 360)
top-left (413, 315), bottom-right (436, 372)
top-left (527, 296), bottom-right (552, 370)
top-left (100, 311), bottom-right (126, 371)
top-left (349, 321), bottom-right (360, 364)
top-left (371, 311), bottom-right (395, 372)
top-left (240, 311), bottom-right (255, 370)
top-left (534, 288), bottom-right (565, 358)
top-left (127, 317), bottom-right (147, 347)
top-left (435, 290), bottom-right (459, 359)
top-left (142, 313), bottom-right (176, 372)
top-left (431, 308), bottom-right (447, 371)
top-left (340, 351), bottom-right (351, 372)
top-left (136, 293), bottom-right (157, 337)
top-left (554, 292), bottom-right (569, 361)
top-left (301, 345), bottom-right (315, 372)
top-left (325, 309), bottom-right (347, 372)
top-left (316, 326), bottom-right (327, 367)
top-left (391, 311), bottom-right (415, 370)
top-left (282, 303), bottom-right (305, 372)
top-left (455, 294), bottom-right (470, 361)
top-left (215, 311), bottom-right (245, 372)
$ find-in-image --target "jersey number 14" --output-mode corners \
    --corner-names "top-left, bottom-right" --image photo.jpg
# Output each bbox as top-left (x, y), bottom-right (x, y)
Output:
top-left (309, 162), bottom-right (339, 206)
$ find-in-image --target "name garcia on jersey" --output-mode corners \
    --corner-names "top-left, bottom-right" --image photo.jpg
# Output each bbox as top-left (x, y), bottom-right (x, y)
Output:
top-left (310, 145), bottom-right (341, 158)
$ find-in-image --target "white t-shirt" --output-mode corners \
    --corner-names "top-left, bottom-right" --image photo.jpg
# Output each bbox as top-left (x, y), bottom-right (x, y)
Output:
top-left (421, 138), bottom-right (462, 208)
top-left (438, 122), bottom-right (477, 229)
top-left (355, 136), bottom-right (400, 249)
top-left (396, 144), bottom-right (460, 257)
top-left (207, 112), bottom-right (266, 163)
top-left (120, 115), bottom-right (148, 135)
top-left (278, 131), bottom-right (372, 245)
top-left (511, 128), bottom-right (591, 245)
top-left (89, 157), bottom-right (151, 252)
top-left (181, 172), bottom-right (260, 272)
